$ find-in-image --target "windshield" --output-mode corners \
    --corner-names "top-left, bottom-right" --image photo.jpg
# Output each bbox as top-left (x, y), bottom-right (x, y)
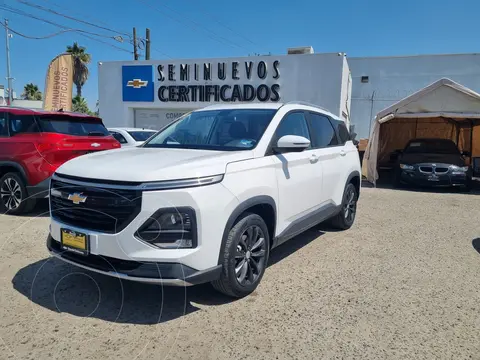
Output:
top-left (143, 109), bottom-right (277, 150)
top-left (404, 139), bottom-right (460, 154)
top-left (128, 130), bottom-right (157, 142)
top-left (37, 116), bottom-right (110, 136)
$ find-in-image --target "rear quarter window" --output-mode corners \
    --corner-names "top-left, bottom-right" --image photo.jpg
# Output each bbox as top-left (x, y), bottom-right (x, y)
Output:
top-left (38, 116), bottom-right (109, 136)
top-left (332, 119), bottom-right (351, 145)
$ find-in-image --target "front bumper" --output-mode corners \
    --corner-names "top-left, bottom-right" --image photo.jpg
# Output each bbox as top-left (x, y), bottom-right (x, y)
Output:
top-left (399, 169), bottom-right (471, 187)
top-left (48, 178), bottom-right (239, 282)
top-left (47, 235), bottom-right (222, 285)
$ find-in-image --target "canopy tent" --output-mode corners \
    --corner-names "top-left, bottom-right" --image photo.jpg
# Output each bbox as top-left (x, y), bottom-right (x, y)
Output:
top-left (363, 78), bottom-right (480, 184)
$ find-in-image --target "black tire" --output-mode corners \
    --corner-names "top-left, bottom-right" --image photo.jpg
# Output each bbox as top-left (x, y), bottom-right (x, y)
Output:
top-left (212, 213), bottom-right (270, 298)
top-left (0, 172), bottom-right (36, 215)
top-left (329, 183), bottom-right (358, 230)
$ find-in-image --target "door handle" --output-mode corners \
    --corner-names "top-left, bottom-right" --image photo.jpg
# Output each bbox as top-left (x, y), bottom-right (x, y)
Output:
top-left (340, 150), bottom-right (346, 157)
top-left (310, 154), bottom-right (319, 163)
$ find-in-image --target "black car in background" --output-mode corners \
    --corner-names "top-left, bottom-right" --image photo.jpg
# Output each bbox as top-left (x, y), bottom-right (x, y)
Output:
top-left (393, 138), bottom-right (472, 191)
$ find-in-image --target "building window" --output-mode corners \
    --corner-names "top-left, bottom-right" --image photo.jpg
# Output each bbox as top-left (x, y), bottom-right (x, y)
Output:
top-left (361, 76), bottom-right (369, 83)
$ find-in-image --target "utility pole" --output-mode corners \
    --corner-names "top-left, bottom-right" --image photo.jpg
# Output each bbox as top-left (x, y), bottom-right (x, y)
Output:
top-left (5, 19), bottom-right (14, 105)
top-left (132, 27), bottom-right (139, 60)
top-left (145, 28), bottom-right (151, 60)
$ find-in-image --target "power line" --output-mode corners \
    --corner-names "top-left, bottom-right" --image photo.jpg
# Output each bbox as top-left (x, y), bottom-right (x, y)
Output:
top-left (135, 0), bottom-right (252, 53)
top-left (18, 0), bottom-right (172, 59)
top-left (1, 5), bottom-right (121, 40)
top-left (0, 5), bottom-right (133, 53)
top-left (0, 21), bottom-right (119, 40)
top-left (14, 0), bottom-right (131, 37)
top-left (185, 1), bottom-right (259, 47)
top-left (38, 0), bottom-right (132, 37)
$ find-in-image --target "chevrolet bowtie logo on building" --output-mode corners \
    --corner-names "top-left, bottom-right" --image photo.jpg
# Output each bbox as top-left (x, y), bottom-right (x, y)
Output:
top-left (122, 65), bottom-right (154, 102)
top-left (127, 79), bottom-right (149, 88)
top-left (67, 193), bottom-right (87, 205)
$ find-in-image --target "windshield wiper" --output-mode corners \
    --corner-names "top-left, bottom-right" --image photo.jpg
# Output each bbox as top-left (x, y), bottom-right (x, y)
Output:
top-left (88, 131), bottom-right (106, 136)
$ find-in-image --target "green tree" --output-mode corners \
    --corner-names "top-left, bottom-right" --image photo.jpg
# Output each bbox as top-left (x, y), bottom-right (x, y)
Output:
top-left (72, 95), bottom-right (93, 115)
top-left (66, 42), bottom-right (91, 97)
top-left (22, 83), bottom-right (42, 100)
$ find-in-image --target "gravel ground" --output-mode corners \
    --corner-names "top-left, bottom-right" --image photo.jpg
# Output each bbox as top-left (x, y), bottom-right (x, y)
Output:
top-left (0, 187), bottom-right (479, 360)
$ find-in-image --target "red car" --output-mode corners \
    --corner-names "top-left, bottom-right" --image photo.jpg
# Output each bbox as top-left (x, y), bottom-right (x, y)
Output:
top-left (0, 107), bottom-right (120, 214)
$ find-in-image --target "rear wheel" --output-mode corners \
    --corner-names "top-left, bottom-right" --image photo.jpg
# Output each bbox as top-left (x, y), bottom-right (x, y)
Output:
top-left (212, 213), bottom-right (270, 298)
top-left (0, 172), bottom-right (35, 215)
top-left (329, 183), bottom-right (358, 230)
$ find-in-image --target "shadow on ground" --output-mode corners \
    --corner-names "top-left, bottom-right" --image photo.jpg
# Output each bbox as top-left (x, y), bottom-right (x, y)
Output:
top-left (12, 228), bottom-right (324, 325)
top-left (472, 238), bottom-right (480, 255)
top-left (15, 199), bottom-right (50, 218)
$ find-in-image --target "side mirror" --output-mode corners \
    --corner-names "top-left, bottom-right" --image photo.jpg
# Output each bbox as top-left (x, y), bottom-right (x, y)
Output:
top-left (273, 135), bottom-right (310, 153)
top-left (390, 149), bottom-right (403, 162)
top-left (461, 150), bottom-right (471, 157)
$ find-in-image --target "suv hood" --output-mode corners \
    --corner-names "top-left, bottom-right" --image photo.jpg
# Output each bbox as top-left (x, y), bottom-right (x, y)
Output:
top-left (401, 153), bottom-right (465, 166)
top-left (56, 147), bottom-right (254, 182)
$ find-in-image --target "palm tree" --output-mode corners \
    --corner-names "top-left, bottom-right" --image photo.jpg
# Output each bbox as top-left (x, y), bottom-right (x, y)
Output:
top-left (22, 83), bottom-right (42, 100)
top-left (66, 42), bottom-right (91, 97)
top-left (72, 95), bottom-right (91, 115)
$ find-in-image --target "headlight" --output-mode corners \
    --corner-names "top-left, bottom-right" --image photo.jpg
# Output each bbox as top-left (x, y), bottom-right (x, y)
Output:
top-left (140, 174), bottom-right (224, 191)
top-left (400, 164), bottom-right (414, 170)
top-left (449, 165), bottom-right (469, 172)
top-left (135, 207), bottom-right (197, 249)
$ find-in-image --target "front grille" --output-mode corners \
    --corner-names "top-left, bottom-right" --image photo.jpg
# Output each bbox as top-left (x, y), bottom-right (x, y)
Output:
top-left (419, 166), bottom-right (449, 174)
top-left (435, 167), bottom-right (449, 174)
top-left (50, 176), bottom-right (142, 233)
top-left (419, 166), bottom-right (433, 173)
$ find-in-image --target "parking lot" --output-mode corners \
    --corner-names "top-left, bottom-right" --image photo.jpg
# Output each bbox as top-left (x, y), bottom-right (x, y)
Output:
top-left (0, 186), bottom-right (479, 360)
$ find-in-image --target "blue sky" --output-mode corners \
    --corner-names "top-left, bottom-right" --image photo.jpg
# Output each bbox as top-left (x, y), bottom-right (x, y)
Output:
top-left (1, 0), bottom-right (479, 108)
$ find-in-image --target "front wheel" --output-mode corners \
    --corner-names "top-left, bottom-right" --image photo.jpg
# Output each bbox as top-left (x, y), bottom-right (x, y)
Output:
top-left (0, 172), bottom-right (36, 215)
top-left (329, 183), bottom-right (358, 230)
top-left (212, 213), bottom-right (270, 298)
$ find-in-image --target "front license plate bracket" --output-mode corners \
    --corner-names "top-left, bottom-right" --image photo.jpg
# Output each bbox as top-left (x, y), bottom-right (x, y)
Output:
top-left (60, 228), bottom-right (89, 256)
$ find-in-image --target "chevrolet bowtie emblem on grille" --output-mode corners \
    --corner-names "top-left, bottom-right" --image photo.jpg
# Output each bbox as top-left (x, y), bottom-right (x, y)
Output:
top-left (91, 143), bottom-right (100, 147)
top-left (127, 79), bottom-right (149, 88)
top-left (67, 193), bottom-right (87, 205)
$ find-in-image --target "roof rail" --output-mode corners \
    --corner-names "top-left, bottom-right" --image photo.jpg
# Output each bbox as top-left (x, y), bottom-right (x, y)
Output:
top-left (283, 101), bottom-right (332, 113)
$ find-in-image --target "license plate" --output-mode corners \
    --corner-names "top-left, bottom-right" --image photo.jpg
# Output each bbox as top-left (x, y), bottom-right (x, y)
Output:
top-left (60, 228), bottom-right (89, 255)
top-left (428, 176), bottom-right (439, 181)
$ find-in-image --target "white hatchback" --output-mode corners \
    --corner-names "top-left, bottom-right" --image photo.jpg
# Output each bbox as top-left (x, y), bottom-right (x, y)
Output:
top-left (48, 103), bottom-right (361, 298)
top-left (108, 127), bottom-right (157, 147)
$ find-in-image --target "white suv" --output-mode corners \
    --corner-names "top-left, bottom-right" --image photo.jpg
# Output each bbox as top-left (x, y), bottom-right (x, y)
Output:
top-left (47, 102), bottom-right (361, 298)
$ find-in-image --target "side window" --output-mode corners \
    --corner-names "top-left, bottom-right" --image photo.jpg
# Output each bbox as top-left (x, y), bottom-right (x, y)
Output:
top-left (110, 131), bottom-right (127, 144)
top-left (0, 112), bottom-right (7, 136)
top-left (274, 112), bottom-right (311, 142)
top-left (335, 120), bottom-right (351, 145)
top-left (308, 113), bottom-right (339, 148)
top-left (9, 114), bottom-right (40, 134)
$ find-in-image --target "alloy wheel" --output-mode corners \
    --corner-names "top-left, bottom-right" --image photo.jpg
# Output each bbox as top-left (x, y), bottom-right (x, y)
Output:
top-left (344, 187), bottom-right (357, 223)
top-left (1, 177), bottom-right (22, 210)
top-left (234, 225), bottom-right (267, 286)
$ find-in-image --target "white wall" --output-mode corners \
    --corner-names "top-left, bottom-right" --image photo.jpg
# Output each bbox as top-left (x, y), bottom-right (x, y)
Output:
top-left (349, 53), bottom-right (480, 139)
top-left (11, 99), bottom-right (43, 109)
top-left (98, 53), bottom-right (349, 128)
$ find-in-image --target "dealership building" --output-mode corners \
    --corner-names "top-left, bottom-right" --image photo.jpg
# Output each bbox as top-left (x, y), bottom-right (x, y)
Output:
top-left (98, 49), bottom-right (480, 140)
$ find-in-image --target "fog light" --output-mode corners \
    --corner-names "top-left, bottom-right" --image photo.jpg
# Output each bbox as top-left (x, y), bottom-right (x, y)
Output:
top-left (135, 207), bottom-right (197, 249)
